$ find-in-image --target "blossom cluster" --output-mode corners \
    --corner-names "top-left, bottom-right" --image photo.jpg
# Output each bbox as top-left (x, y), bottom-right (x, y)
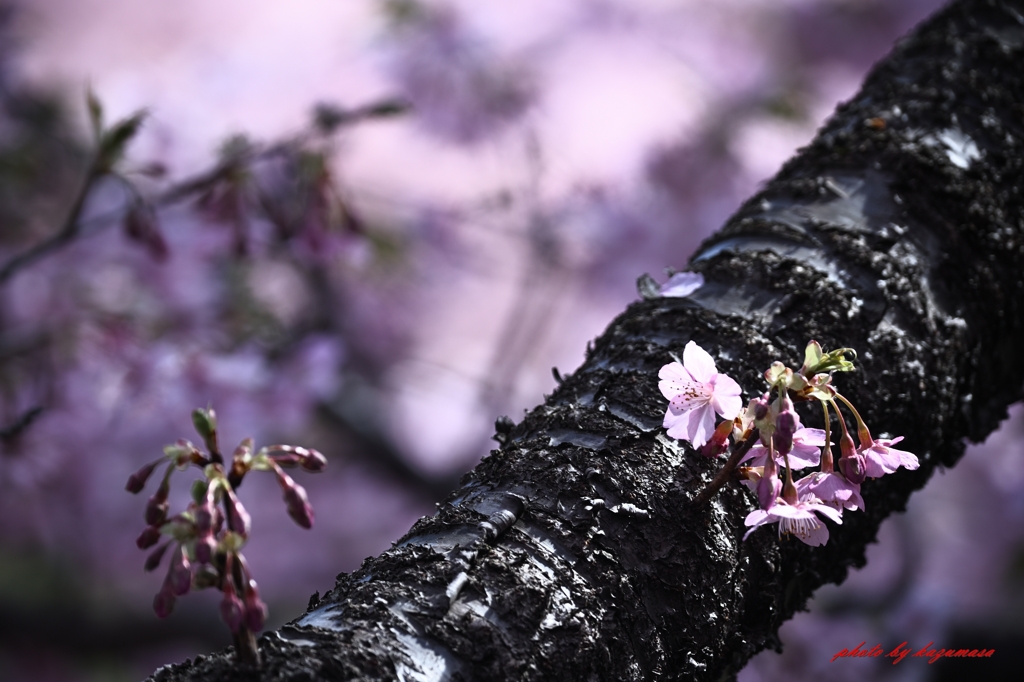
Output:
top-left (659, 340), bottom-right (919, 546)
top-left (127, 407), bottom-right (325, 664)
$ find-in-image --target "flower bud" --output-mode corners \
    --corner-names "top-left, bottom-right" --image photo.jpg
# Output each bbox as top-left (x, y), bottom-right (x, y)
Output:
top-left (193, 564), bottom-right (220, 589)
top-left (757, 454), bottom-right (780, 510)
top-left (194, 504), bottom-right (214, 535)
top-left (756, 468), bottom-right (781, 511)
top-left (194, 533), bottom-right (217, 564)
top-left (126, 460), bottom-right (159, 493)
top-left (700, 420), bottom-right (733, 458)
top-left (191, 479), bottom-right (209, 506)
top-left (225, 489), bottom-right (252, 537)
top-left (774, 395), bottom-right (798, 457)
top-left (144, 468), bottom-right (172, 525)
top-left (284, 480), bottom-right (314, 529)
top-left (300, 448), bottom-right (327, 473)
top-left (164, 440), bottom-right (198, 469)
top-left (837, 433), bottom-right (866, 484)
top-left (145, 498), bottom-right (169, 527)
top-left (145, 541), bottom-right (172, 572)
top-left (137, 525), bottom-right (162, 550)
top-left (244, 580), bottom-right (268, 632)
top-left (839, 451), bottom-right (866, 485)
top-left (231, 439), bottom-right (254, 481)
top-left (753, 394), bottom-right (770, 421)
top-left (153, 586), bottom-right (176, 618)
top-left (167, 545), bottom-right (192, 596)
top-left (192, 407), bottom-right (217, 442)
top-left (220, 580), bottom-right (244, 633)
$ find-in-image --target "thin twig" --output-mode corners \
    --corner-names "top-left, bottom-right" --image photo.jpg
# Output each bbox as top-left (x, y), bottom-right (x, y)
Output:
top-left (690, 428), bottom-right (759, 508)
top-left (0, 97), bottom-right (408, 286)
top-left (0, 156), bottom-right (101, 284)
top-left (0, 406), bottom-right (44, 442)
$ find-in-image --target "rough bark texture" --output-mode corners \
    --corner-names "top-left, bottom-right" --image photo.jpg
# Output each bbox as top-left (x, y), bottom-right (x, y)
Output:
top-left (149, 1), bottom-right (1024, 680)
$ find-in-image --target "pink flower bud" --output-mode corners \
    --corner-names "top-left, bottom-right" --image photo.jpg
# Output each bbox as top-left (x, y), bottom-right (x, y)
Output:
top-left (774, 395), bottom-right (798, 457)
top-left (194, 504), bottom-right (214, 534)
top-left (700, 420), bottom-right (733, 458)
top-left (233, 438), bottom-right (253, 463)
top-left (837, 433), bottom-right (866, 484)
top-left (225, 489), bottom-right (251, 537)
top-left (137, 525), bottom-right (162, 549)
top-left (220, 581), bottom-right (244, 633)
top-left (126, 460), bottom-right (160, 493)
top-left (145, 541), bottom-right (172, 572)
top-left (839, 451), bottom-right (866, 485)
top-left (300, 449), bottom-right (327, 473)
top-left (244, 581), bottom-right (268, 632)
top-left (285, 481), bottom-right (314, 529)
top-left (167, 545), bottom-right (192, 596)
top-left (194, 533), bottom-right (217, 564)
top-left (145, 498), bottom-right (169, 527)
top-left (153, 585), bottom-right (176, 618)
top-left (753, 394), bottom-right (770, 421)
top-left (757, 466), bottom-right (781, 511)
top-left (144, 470), bottom-right (172, 525)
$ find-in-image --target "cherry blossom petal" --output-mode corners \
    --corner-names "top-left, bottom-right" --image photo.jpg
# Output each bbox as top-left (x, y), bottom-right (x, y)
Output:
top-left (766, 503), bottom-right (817, 520)
top-left (682, 340), bottom-right (717, 383)
top-left (783, 517), bottom-right (829, 546)
top-left (804, 501), bottom-right (843, 524)
top-left (787, 428), bottom-right (826, 468)
top-left (660, 271), bottom-right (704, 297)
top-left (794, 428), bottom-right (826, 446)
top-left (681, 402), bottom-right (716, 447)
top-left (797, 472), bottom-right (864, 511)
top-left (670, 388), bottom-right (712, 413)
top-left (658, 361), bottom-right (695, 400)
top-left (863, 443), bottom-right (902, 477)
top-left (710, 374), bottom-right (742, 419)
top-left (738, 446), bottom-right (768, 467)
top-left (663, 406), bottom-right (690, 432)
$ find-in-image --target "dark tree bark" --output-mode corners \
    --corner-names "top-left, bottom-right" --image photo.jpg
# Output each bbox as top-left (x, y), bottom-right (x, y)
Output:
top-left (150, 1), bottom-right (1024, 679)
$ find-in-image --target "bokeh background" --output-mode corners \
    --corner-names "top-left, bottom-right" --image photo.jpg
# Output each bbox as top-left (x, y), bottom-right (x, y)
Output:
top-left (2, 0), bottom-right (1021, 680)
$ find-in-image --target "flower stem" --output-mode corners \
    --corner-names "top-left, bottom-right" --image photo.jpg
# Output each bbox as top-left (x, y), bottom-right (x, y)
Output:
top-left (691, 428), bottom-right (759, 508)
top-left (233, 626), bottom-right (260, 667)
top-left (820, 400), bottom-right (834, 473)
top-left (834, 392), bottom-right (872, 446)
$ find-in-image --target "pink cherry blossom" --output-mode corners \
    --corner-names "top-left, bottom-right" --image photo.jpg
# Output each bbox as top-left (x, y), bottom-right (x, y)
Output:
top-left (796, 471), bottom-right (864, 512)
top-left (743, 495), bottom-right (843, 546)
top-left (862, 436), bottom-right (919, 478)
top-left (659, 341), bottom-right (742, 448)
top-left (739, 427), bottom-right (826, 470)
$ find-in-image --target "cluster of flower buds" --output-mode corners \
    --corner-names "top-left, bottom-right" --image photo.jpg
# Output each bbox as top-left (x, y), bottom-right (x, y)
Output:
top-left (659, 340), bottom-right (919, 546)
top-left (126, 406), bottom-right (325, 658)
